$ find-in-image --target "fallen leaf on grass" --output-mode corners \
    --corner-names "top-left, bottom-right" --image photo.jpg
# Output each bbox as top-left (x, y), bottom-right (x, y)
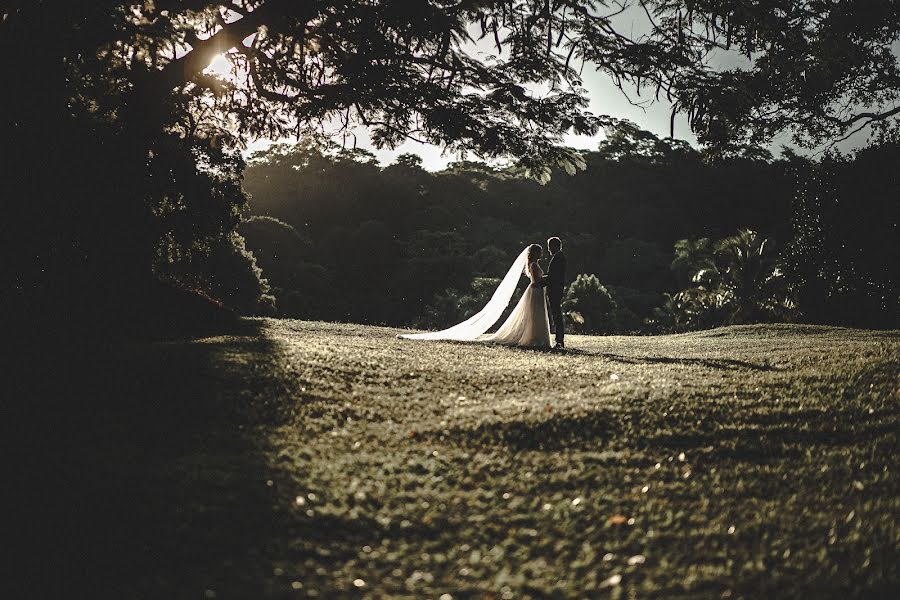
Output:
top-left (600, 574), bottom-right (622, 587)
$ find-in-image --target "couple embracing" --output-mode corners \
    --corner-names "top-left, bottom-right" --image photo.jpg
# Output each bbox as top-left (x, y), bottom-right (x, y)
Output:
top-left (401, 237), bottom-right (567, 350)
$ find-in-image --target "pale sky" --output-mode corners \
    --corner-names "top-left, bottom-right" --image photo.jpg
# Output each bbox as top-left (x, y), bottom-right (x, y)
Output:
top-left (242, 67), bottom-right (700, 170)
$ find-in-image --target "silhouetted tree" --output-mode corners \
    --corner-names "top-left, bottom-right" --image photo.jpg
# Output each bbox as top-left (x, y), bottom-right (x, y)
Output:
top-left (0, 1), bottom-right (617, 330)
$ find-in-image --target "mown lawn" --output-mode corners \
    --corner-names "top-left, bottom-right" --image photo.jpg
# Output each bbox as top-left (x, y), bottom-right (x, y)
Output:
top-left (14, 321), bottom-right (899, 599)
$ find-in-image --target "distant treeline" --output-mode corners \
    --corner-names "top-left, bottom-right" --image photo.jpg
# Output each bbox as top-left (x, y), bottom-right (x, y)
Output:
top-left (237, 126), bottom-right (897, 332)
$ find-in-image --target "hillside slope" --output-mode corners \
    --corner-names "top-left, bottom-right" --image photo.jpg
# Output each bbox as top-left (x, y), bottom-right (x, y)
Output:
top-left (19, 321), bottom-right (899, 599)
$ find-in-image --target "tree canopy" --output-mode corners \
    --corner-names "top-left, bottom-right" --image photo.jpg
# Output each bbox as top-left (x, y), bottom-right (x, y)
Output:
top-left (639, 1), bottom-right (900, 151)
top-left (8, 1), bottom-right (897, 163)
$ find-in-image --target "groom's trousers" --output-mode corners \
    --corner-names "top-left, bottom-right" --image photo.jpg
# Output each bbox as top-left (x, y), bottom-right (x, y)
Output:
top-left (548, 293), bottom-right (564, 345)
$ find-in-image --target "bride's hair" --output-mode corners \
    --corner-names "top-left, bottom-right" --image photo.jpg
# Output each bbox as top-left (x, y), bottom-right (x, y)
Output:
top-left (527, 243), bottom-right (543, 263)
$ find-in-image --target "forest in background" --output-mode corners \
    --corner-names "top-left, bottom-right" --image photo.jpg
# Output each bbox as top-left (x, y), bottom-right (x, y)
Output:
top-left (221, 124), bottom-right (896, 333)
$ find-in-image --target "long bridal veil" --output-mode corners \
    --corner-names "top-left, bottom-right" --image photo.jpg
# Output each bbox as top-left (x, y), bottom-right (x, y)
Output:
top-left (400, 247), bottom-right (529, 341)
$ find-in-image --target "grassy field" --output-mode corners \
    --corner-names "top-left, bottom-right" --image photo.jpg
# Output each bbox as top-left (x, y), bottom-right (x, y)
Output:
top-left (15, 320), bottom-right (899, 599)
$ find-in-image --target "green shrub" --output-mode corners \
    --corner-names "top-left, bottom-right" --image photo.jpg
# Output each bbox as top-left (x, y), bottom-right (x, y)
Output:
top-left (161, 232), bottom-right (276, 316)
top-left (656, 229), bottom-right (796, 330)
top-left (563, 274), bottom-right (616, 334)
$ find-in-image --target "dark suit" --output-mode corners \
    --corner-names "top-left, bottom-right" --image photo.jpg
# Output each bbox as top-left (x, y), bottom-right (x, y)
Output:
top-left (545, 251), bottom-right (567, 345)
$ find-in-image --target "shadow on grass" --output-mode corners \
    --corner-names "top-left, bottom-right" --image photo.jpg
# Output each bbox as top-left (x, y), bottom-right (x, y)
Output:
top-left (437, 410), bottom-right (620, 451)
top-left (643, 409), bottom-right (899, 463)
top-left (7, 320), bottom-right (380, 599)
top-left (565, 348), bottom-right (780, 372)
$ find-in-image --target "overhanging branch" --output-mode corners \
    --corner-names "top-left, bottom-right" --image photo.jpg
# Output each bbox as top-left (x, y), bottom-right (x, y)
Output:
top-left (831, 104), bottom-right (900, 127)
top-left (149, 0), bottom-right (284, 94)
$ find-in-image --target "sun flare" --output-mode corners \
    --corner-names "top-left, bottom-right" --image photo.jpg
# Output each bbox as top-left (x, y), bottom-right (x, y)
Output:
top-left (204, 53), bottom-right (235, 79)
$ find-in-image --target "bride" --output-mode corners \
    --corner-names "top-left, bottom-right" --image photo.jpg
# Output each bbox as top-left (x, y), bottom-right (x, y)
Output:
top-left (400, 244), bottom-right (552, 348)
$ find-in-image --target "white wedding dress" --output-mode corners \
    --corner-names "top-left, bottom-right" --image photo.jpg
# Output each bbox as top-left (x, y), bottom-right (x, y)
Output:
top-left (400, 246), bottom-right (552, 348)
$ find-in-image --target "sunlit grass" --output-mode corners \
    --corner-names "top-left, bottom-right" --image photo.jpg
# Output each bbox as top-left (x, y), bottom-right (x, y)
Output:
top-left (252, 320), bottom-right (899, 599)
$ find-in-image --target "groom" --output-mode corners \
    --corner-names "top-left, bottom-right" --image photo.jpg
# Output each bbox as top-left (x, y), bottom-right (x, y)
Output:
top-left (544, 236), bottom-right (567, 349)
